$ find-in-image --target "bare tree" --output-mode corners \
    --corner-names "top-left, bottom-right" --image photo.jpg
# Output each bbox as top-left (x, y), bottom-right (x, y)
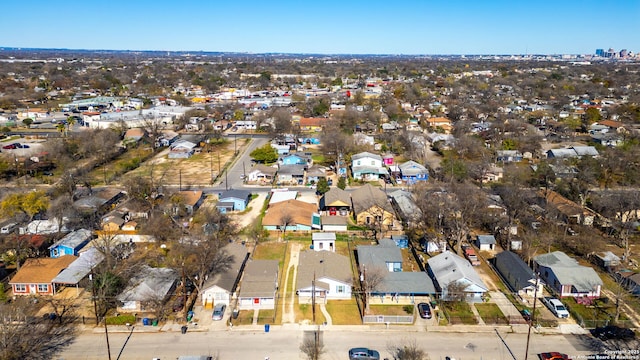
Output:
top-left (387, 339), bottom-right (430, 360)
top-left (360, 266), bottom-right (385, 314)
top-left (279, 211), bottom-right (294, 241)
top-left (445, 280), bottom-right (469, 302)
top-left (0, 297), bottom-right (78, 360)
top-left (300, 331), bottom-right (324, 360)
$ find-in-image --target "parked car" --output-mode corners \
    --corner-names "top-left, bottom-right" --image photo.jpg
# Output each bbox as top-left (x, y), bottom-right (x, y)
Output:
top-left (538, 352), bottom-right (570, 360)
top-left (212, 304), bottom-right (226, 321)
top-left (16, 143), bottom-right (29, 148)
top-left (2, 143), bottom-right (16, 149)
top-left (417, 302), bottom-right (432, 319)
top-left (349, 347), bottom-right (380, 360)
top-left (541, 297), bottom-right (569, 319)
top-left (590, 325), bottom-right (635, 341)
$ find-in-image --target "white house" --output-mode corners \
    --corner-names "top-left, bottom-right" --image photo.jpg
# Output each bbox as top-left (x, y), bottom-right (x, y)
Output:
top-left (351, 151), bottom-right (388, 181)
top-left (200, 243), bottom-right (249, 308)
top-left (312, 232), bottom-right (336, 252)
top-left (296, 250), bottom-right (352, 303)
top-left (427, 251), bottom-right (488, 302)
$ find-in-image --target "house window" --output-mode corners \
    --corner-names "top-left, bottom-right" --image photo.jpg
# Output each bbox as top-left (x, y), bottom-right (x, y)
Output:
top-left (375, 215), bottom-right (382, 222)
top-left (336, 285), bottom-right (345, 293)
top-left (318, 242), bottom-right (323, 249)
top-left (14, 284), bottom-right (26, 292)
top-left (371, 160), bottom-right (375, 166)
top-left (37, 284), bottom-right (48, 293)
top-left (356, 160), bottom-right (361, 166)
top-left (52, 248), bottom-right (59, 257)
top-left (365, 216), bottom-right (372, 224)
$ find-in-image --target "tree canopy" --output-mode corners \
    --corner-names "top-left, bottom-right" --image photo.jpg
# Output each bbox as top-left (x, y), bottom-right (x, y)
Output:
top-left (250, 143), bottom-right (278, 163)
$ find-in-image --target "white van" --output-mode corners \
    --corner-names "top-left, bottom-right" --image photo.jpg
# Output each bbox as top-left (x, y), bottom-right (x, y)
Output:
top-left (544, 297), bottom-right (570, 318)
top-left (1, 222), bottom-right (18, 234)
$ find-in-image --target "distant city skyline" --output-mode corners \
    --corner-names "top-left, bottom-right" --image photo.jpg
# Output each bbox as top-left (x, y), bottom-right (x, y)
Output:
top-left (2, 0), bottom-right (638, 55)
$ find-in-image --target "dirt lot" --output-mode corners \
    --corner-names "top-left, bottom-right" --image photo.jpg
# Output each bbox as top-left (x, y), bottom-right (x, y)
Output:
top-left (123, 138), bottom-right (251, 187)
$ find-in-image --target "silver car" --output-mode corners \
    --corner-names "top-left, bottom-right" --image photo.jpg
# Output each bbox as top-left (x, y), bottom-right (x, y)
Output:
top-left (212, 304), bottom-right (226, 321)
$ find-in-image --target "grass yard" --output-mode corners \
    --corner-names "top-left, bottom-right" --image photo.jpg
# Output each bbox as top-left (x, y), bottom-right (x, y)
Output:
top-left (253, 241), bottom-right (287, 264)
top-left (441, 301), bottom-right (478, 325)
top-left (369, 305), bottom-right (412, 316)
top-left (256, 309), bottom-right (276, 325)
top-left (326, 299), bottom-right (362, 325)
top-left (231, 310), bottom-right (255, 326)
top-left (295, 301), bottom-right (326, 324)
top-left (474, 303), bottom-right (508, 324)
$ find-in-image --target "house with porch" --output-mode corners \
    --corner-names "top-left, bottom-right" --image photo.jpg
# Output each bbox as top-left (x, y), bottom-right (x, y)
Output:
top-left (357, 239), bottom-right (435, 304)
top-left (351, 184), bottom-right (396, 232)
top-left (10, 255), bottom-right (77, 296)
top-left (262, 199), bottom-right (318, 232)
top-left (278, 153), bottom-right (312, 166)
top-left (247, 164), bottom-right (277, 184)
top-left (200, 243), bottom-right (249, 308)
top-left (168, 139), bottom-right (197, 159)
top-left (277, 164), bottom-right (305, 185)
top-left (351, 152), bottom-right (388, 181)
top-left (174, 190), bottom-right (205, 215)
top-left (398, 160), bottom-right (429, 184)
top-left (237, 260), bottom-right (279, 310)
top-left (494, 251), bottom-right (543, 297)
top-left (533, 251), bottom-right (602, 299)
top-left (296, 250), bottom-right (352, 303)
top-left (427, 251), bottom-right (488, 302)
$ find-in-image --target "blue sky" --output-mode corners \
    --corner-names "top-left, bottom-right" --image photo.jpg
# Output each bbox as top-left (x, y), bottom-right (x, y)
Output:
top-left (2, 0), bottom-right (638, 55)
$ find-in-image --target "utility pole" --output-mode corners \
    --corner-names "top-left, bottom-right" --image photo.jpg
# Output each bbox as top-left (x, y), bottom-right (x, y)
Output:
top-left (312, 272), bottom-right (316, 324)
top-left (179, 169), bottom-right (182, 191)
top-left (524, 274), bottom-right (540, 360)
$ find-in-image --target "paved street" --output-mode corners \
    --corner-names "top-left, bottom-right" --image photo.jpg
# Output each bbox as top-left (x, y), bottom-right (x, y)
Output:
top-left (59, 325), bottom-right (597, 360)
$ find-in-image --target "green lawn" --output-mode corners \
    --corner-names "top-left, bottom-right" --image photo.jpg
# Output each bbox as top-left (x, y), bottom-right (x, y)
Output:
top-left (440, 301), bottom-right (478, 325)
top-left (326, 299), bottom-right (362, 325)
top-left (474, 303), bottom-right (508, 324)
top-left (231, 310), bottom-right (255, 326)
top-left (369, 305), bottom-right (412, 316)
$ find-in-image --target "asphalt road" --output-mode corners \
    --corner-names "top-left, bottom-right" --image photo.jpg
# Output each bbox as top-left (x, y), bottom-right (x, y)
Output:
top-left (59, 327), bottom-right (597, 360)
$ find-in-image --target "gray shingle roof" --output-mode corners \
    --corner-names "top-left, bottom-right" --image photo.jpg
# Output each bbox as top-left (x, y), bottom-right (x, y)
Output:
top-left (534, 251), bottom-right (602, 292)
top-left (320, 187), bottom-right (351, 208)
top-left (239, 259), bottom-right (279, 298)
top-left (477, 235), bottom-right (496, 245)
top-left (117, 266), bottom-right (178, 302)
top-left (357, 241), bottom-right (402, 270)
top-left (351, 184), bottom-right (394, 215)
top-left (494, 251), bottom-right (536, 292)
top-left (377, 272), bottom-right (436, 295)
top-left (49, 229), bottom-right (92, 250)
top-left (202, 243), bottom-right (249, 293)
top-left (427, 252), bottom-right (488, 291)
top-left (296, 250), bottom-right (352, 291)
top-left (352, 152), bottom-right (382, 161)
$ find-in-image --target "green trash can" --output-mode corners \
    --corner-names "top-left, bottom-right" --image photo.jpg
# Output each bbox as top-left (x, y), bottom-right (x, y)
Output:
top-left (152, 319), bottom-right (158, 326)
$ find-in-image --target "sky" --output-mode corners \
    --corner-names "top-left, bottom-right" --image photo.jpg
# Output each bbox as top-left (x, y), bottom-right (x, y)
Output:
top-left (1, 0), bottom-right (638, 55)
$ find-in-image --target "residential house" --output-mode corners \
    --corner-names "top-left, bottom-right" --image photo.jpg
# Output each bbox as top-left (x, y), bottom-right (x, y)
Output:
top-left (533, 251), bottom-right (602, 299)
top-left (237, 260), bottom-right (279, 310)
top-left (320, 216), bottom-right (348, 232)
top-left (351, 184), bottom-right (396, 232)
top-left (305, 165), bottom-right (328, 184)
top-left (546, 146), bottom-right (599, 159)
top-left (299, 137), bottom-right (321, 145)
top-left (101, 210), bottom-right (128, 231)
top-left (52, 247), bottom-right (105, 288)
top-left (49, 229), bottom-right (93, 258)
top-left (357, 239), bottom-right (435, 304)
top-left (117, 265), bottom-right (179, 312)
top-left (319, 187), bottom-right (351, 216)
top-left (174, 190), bottom-right (205, 215)
top-left (262, 199), bottom-right (317, 231)
top-left (425, 117), bottom-right (453, 133)
top-left (475, 235), bottom-right (497, 251)
top-left (591, 251), bottom-right (621, 272)
top-left (351, 152), bottom-right (388, 181)
top-left (617, 271), bottom-right (640, 296)
top-left (312, 232), bottom-right (336, 252)
top-left (493, 251), bottom-right (543, 297)
top-left (10, 255), bottom-right (77, 296)
top-left (277, 164), bottom-right (306, 185)
top-left (200, 243), bottom-right (249, 308)
top-left (539, 190), bottom-right (596, 226)
top-left (299, 117), bottom-right (328, 132)
top-left (427, 251), bottom-right (488, 302)
top-left (216, 190), bottom-right (251, 213)
top-left (481, 164), bottom-right (504, 184)
top-left (296, 250), bottom-right (352, 303)
top-left (591, 132), bottom-right (623, 147)
top-left (123, 128), bottom-right (146, 146)
top-left (247, 164), bottom-right (277, 184)
top-left (496, 150), bottom-right (523, 163)
top-left (398, 160), bottom-right (429, 183)
top-left (168, 139), bottom-right (197, 159)
top-left (389, 189), bottom-right (421, 226)
top-left (73, 188), bottom-right (124, 215)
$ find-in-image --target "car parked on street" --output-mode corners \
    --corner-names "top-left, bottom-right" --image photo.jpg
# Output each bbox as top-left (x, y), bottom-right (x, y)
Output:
top-left (212, 304), bottom-right (226, 321)
top-left (417, 302), bottom-right (432, 319)
top-left (349, 347), bottom-right (380, 360)
top-left (2, 143), bottom-right (17, 149)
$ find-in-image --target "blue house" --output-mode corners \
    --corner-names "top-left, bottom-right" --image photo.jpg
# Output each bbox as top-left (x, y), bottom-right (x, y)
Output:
top-left (49, 229), bottom-right (93, 258)
top-left (299, 137), bottom-right (320, 145)
top-left (398, 160), bottom-right (429, 184)
top-left (278, 153), bottom-right (312, 166)
top-left (216, 190), bottom-right (251, 213)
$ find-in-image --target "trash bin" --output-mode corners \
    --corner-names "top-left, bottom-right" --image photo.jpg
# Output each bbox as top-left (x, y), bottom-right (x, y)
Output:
top-left (142, 318), bottom-right (150, 326)
top-left (181, 325), bottom-right (188, 334)
top-left (152, 319), bottom-right (158, 326)
top-left (264, 324), bottom-right (270, 333)
top-left (232, 309), bottom-right (239, 319)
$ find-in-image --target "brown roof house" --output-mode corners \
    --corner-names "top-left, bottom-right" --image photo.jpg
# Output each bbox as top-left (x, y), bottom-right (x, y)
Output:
top-left (173, 190), bottom-right (205, 216)
top-left (262, 199), bottom-right (318, 232)
top-left (10, 255), bottom-right (77, 296)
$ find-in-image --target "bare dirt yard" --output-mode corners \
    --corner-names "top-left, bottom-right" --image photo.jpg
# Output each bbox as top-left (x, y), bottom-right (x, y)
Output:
top-left (123, 138), bottom-right (251, 187)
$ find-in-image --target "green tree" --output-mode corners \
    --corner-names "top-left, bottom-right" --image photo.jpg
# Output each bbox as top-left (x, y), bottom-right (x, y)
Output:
top-left (1, 191), bottom-right (50, 221)
top-left (66, 115), bottom-right (76, 130)
top-left (584, 107), bottom-right (602, 126)
top-left (501, 138), bottom-right (517, 150)
top-left (337, 177), bottom-right (346, 190)
top-left (249, 144), bottom-right (278, 163)
top-left (22, 118), bottom-right (33, 128)
top-left (316, 178), bottom-right (330, 194)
